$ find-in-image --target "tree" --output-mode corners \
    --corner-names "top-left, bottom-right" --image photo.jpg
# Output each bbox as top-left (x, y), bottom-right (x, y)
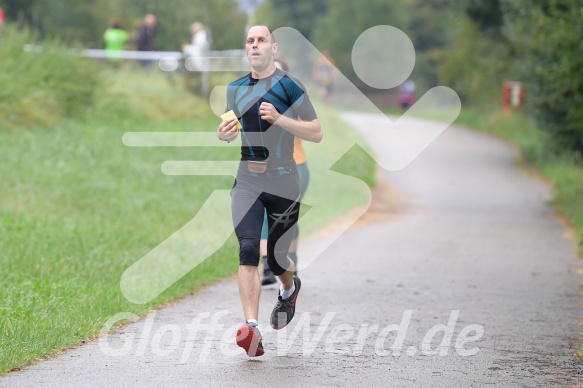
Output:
top-left (465, 0), bottom-right (505, 38)
top-left (406, 0), bottom-right (455, 52)
top-left (0, 0), bottom-right (247, 51)
top-left (253, 0), bottom-right (327, 40)
top-left (311, 0), bottom-right (409, 86)
top-left (121, 0), bottom-right (247, 51)
top-left (404, 0), bottom-right (457, 90)
top-left (438, 14), bottom-right (511, 104)
top-left (32, 0), bottom-right (116, 48)
top-left (0, 0), bottom-right (39, 26)
top-left (504, 0), bottom-right (583, 153)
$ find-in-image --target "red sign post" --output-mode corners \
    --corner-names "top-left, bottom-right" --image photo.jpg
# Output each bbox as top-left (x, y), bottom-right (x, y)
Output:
top-left (502, 81), bottom-right (524, 113)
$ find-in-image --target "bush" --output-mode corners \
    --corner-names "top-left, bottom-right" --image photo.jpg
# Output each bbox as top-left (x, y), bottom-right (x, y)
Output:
top-left (504, 0), bottom-right (583, 154)
top-left (0, 26), bottom-right (101, 128)
top-left (438, 15), bottom-right (511, 105)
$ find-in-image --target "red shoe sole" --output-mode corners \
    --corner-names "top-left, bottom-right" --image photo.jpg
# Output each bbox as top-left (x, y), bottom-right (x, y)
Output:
top-left (236, 324), bottom-right (264, 357)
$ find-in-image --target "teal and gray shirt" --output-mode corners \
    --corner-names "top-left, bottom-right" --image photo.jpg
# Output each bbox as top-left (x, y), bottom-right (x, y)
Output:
top-left (226, 68), bottom-right (317, 175)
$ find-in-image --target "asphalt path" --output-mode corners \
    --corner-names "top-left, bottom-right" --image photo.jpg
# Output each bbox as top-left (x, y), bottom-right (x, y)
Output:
top-left (2, 114), bottom-right (582, 387)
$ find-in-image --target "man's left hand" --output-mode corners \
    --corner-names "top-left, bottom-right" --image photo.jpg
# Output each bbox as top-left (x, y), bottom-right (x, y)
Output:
top-left (259, 102), bottom-right (282, 124)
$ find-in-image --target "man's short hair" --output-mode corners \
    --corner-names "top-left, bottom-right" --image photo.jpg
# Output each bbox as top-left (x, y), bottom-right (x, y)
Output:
top-left (249, 25), bottom-right (276, 44)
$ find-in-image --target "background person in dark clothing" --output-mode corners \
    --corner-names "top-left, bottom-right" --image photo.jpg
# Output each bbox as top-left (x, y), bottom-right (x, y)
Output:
top-left (135, 13), bottom-right (156, 68)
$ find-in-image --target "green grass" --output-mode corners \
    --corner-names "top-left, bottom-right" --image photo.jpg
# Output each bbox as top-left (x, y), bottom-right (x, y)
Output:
top-left (0, 61), bottom-right (375, 373)
top-left (0, 27), bottom-right (101, 129)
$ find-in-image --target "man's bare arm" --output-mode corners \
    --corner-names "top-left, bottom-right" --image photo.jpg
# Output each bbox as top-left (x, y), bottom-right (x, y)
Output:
top-left (259, 102), bottom-right (323, 143)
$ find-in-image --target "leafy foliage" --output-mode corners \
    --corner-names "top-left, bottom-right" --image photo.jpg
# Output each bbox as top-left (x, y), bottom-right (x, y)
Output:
top-left (1, 0), bottom-right (581, 155)
top-left (504, 0), bottom-right (583, 153)
top-left (434, 0), bottom-right (583, 156)
top-left (0, 0), bottom-right (247, 50)
top-left (253, 0), bottom-right (327, 40)
top-left (311, 0), bottom-right (408, 85)
top-left (465, 0), bottom-right (505, 38)
top-left (404, 0), bottom-right (456, 90)
top-left (438, 15), bottom-right (511, 104)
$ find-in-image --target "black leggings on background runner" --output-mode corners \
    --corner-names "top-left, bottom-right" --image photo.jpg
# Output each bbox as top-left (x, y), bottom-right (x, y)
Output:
top-left (231, 164), bottom-right (300, 276)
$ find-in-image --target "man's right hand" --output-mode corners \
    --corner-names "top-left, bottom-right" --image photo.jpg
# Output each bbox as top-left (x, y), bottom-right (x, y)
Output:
top-left (217, 118), bottom-right (240, 142)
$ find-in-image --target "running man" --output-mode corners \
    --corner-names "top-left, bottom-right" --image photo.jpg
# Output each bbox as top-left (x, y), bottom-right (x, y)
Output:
top-left (216, 25), bottom-right (322, 357)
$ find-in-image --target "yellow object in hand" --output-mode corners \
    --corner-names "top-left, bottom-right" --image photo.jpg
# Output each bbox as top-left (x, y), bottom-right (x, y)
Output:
top-left (221, 110), bottom-right (242, 131)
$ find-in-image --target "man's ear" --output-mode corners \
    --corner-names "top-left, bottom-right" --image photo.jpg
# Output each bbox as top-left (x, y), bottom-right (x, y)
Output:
top-left (272, 42), bottom-right (278, 55)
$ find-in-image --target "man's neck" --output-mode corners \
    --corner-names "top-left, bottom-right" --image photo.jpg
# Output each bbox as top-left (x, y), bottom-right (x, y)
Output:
top-left (251, 64), bottom-right (276, 79)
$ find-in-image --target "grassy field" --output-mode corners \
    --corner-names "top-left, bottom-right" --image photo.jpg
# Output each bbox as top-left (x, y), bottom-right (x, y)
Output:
top-left (0, 53), bottom-right (375, 374)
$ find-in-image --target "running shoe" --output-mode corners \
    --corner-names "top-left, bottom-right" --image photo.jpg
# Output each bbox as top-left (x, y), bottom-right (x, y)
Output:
top-left (270, 277), bottom-right (301, 330)
top-left (236, 322), bottom-right (264, 357)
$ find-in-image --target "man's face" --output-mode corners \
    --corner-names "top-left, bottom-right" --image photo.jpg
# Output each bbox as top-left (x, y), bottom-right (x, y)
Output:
top-left (245, 26), bottom-right (277, 73)
top-left (145, 14), bottom-right (156, 27)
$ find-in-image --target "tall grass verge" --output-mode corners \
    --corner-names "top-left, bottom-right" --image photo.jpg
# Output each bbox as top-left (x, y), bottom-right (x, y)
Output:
top-left (0, 27), bottom-right (100, 128)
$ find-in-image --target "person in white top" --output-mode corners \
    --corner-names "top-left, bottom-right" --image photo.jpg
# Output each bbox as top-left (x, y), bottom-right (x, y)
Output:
top-left (183, 22), bottom-right (210, 70)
